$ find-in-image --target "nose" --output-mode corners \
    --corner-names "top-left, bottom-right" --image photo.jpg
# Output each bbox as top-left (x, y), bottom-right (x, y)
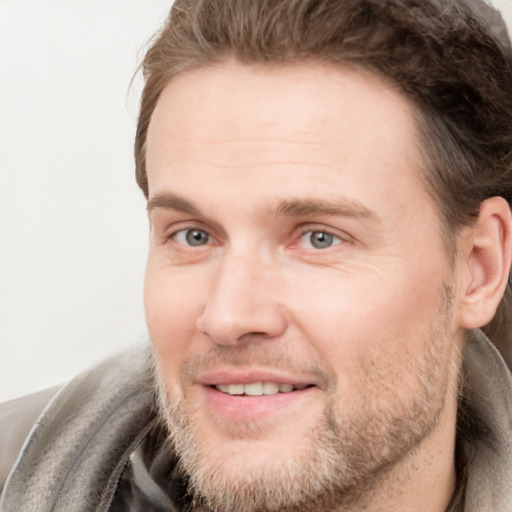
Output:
top-left (196, 254), bottom-right (288, 346)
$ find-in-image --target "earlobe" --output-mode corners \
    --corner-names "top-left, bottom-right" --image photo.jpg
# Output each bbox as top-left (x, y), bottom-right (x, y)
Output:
top-left (459, 197), bottom-right (512, 329)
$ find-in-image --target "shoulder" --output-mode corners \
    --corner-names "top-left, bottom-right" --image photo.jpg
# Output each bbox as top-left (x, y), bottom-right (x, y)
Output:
top-left (0, 345), bottom-right (156, 511)
top-left (0, 386), bottom-right (62, 494)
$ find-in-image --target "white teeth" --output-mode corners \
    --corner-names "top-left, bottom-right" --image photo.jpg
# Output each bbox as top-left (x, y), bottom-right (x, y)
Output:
top-left (214, 382), bottom-right (303, 396)
top-left (263, 382), bottom-right (279, 395)
top-left (228, 384), bottom-right (244, 395)
top-left (244, 382), bottom-right (263, 396)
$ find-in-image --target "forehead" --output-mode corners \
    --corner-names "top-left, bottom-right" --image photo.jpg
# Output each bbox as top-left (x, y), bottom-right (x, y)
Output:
top-left (145, 62), bottom-right (432, 223)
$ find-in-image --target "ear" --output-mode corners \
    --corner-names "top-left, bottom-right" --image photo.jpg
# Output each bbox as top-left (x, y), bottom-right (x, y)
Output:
top-left (459, 196), bottom-right (512, 329)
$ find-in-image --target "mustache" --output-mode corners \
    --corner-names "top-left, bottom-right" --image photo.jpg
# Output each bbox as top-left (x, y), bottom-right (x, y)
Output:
top-left (176, 344), bottom-right (332, 389)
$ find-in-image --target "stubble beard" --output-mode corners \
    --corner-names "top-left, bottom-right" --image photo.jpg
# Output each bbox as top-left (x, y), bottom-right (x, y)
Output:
top-left (153, 286), bottom-right (461, 512)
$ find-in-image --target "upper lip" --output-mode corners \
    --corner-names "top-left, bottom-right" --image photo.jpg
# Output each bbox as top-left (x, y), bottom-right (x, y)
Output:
top-left (196, 367), bottom-right (319, 388)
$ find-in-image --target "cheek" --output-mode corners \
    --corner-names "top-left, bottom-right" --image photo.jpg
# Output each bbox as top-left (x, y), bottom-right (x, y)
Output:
top-left (287, 265), bottom-right (447, 378)
top-left (144, 261), bottom-right (207, 377)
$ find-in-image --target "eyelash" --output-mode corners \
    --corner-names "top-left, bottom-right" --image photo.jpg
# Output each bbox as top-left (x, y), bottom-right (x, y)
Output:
top-left (171, 227), bottom-right (212, 247)
top-left (295, 228), bottom-right (344, 250)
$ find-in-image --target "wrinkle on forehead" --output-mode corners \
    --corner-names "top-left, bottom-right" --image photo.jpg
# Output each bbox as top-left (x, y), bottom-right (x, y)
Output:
top-left (146, 61), bottom-right (417, 165)
top-left (186, 137), bottom-right (325, 147)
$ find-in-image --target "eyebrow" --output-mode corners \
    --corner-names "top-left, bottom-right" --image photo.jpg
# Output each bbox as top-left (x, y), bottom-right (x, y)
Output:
top-left (268, 198), bottom-right (380, 222)
top-left (147, 193), bottom-right (201, 216)
top-left (147, 192), bottom-right (380, 223)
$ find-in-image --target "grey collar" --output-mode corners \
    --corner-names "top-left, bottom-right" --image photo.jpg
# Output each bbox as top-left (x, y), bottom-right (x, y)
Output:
top-left (462, 330), bottom-right (512, 511)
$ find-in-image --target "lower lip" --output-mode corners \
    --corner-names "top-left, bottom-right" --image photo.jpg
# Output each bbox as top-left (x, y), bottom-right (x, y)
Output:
top-left (202, 385), bottom-right (316, 422)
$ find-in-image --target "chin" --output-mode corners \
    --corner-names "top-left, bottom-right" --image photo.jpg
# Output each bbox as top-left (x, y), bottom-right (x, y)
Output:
top-left (154, 375), bottom-right (426, 512)
top-left (158, 392), bottom-right (353, 512)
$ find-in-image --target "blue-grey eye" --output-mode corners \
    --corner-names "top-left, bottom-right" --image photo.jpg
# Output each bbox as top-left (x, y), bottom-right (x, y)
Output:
top-left (174, 229), bottom-right (210, 246)
top-left (299, 230), bottom-right (341, 249)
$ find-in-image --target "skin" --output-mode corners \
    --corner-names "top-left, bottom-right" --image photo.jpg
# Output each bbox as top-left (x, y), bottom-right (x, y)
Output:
top-left (143, 62), bottom-right (510, 511)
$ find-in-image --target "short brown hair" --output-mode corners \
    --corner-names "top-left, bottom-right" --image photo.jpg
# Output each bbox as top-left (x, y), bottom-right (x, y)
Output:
top-left (135, 0), bottom-right (512, 348)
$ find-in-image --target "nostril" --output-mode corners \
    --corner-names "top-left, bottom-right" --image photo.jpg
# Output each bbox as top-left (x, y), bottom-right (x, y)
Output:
top-left (238, 331), bottom-right (269, 342)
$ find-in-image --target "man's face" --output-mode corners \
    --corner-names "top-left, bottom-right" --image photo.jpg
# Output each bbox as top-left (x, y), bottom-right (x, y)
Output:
top-left (144, 63), bottom-right (463, 511)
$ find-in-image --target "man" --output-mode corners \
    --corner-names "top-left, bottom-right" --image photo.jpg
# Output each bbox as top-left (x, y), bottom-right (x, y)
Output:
top-left (1, 0), bottom-right (512, 511)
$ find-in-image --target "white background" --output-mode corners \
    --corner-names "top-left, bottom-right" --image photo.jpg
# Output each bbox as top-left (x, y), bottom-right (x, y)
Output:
top-left (1, 0), bottom-right (512, 402)
top-left (0, 0), bottom-right (172, 401)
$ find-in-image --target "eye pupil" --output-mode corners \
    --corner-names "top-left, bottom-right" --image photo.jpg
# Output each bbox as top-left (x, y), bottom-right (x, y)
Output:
top-left (310, 231), bottom-right (333, 249)
top-left (186, 229), bottom-right (209, 246)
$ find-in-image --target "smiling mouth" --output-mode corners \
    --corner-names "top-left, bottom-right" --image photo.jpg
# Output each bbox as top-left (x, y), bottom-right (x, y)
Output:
top-left (213, 382), bottom-right (314, 396)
